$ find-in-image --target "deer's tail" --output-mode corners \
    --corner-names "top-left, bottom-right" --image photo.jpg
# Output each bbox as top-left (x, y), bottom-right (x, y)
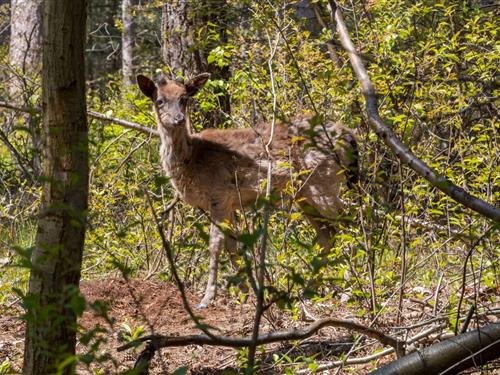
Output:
top-left (344, 132), bottom-right (359, 189)
top-left (333, 126), bottom-right (359, 189)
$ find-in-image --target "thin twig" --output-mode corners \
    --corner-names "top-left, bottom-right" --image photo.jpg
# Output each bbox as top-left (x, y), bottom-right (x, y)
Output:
top-left (144, 191), bottom-right (218, 340)
top-left (433, 272), bottom-right (444, 316)
top-left (0, 126), bottom-right (36, 184)
top-left (247, 28), bottom-right (281, 374)
top-left (455, 226), bottom-right (493, 335)
top-left (397, 161), bottom-right (408, 325)
top-left (460, 305), bottom-right (476, 334)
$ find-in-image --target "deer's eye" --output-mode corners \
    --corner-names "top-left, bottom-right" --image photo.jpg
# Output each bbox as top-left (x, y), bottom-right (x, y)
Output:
top-left (156, 98), bottom-right (165, 107)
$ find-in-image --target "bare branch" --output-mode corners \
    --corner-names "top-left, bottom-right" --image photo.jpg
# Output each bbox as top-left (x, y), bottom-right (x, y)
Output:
top-left (88, 110), bottom-right (159, 137)
top-left (117, 317), bottom-right (404, 356)
top-left (0, 101), bottom-right (159, 137)
top-left (247, 28), bottom-right (281, 372)
top-left (0, 127), bottom-right (36, 184)
top-left (328, 1), bottom-right (500, 222)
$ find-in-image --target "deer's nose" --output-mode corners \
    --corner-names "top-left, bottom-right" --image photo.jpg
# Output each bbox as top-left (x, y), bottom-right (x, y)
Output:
top-left (173, 113), bottom-right (185, 125)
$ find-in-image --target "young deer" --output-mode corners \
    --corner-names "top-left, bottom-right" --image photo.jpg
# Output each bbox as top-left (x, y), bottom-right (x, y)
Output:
top-left (137, 72), bottom-right (358, 308)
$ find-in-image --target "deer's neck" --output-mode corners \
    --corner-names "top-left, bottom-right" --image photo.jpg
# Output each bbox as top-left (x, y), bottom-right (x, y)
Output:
top-left (158, 122), bottom-right (193, 177)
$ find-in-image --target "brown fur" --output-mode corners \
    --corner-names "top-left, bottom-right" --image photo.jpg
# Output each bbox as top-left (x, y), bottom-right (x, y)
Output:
top-left (137, 73), bottom-right (358, 307)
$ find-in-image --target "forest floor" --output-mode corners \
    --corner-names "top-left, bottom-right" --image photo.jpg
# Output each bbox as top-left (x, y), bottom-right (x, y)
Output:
top-left (0, 278), bottom-right (499, 374)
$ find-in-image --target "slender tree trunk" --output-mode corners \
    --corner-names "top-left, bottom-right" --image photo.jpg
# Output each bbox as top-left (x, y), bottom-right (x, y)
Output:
top-left (8, 0), bottom-right (42, 98)
top-left (23, 0), bottom-right (88, 373)
top-left (7, 0), bottom-right (43, 174)
top-left (121, 0), bottom-right (135, 86)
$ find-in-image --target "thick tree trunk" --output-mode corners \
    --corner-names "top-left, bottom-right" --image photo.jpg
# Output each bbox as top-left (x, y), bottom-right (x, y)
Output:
top-left (121, 0), bottom-right (135, 86)
top-left (22, 0), bottom-right (88, 374)
top-left (161, 0), bottom-right (231, 128)
top-left (8, 0), bottom-right (42, 97)
top-left (161, 0), bottom-right (203, 78)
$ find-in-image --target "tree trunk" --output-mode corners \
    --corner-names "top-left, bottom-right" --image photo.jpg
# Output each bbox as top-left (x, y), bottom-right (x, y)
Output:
top-left (121, 0), bottom-right (135, 86)
top-left (8, 0), bottom-right (42, 97)
top-left (161, 0), bottom-right (231, 128)
top-left (369, 323), bottom-right (500, 375)
top-left (7, 0), bottom-right (43, 173)
top-left (161, 0), bottom-right (203, 78)
top-left (23, 0), bottom-right (88, 373)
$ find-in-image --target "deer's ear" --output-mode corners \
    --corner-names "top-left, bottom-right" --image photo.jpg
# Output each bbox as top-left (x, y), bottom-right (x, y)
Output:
top-left (136, 74), bottom-right (156, 99)
top-left (186, 73), bottom-right (210, 97)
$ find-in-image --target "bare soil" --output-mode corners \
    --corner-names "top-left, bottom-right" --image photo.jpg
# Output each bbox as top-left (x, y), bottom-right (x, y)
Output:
top-left (1, 278), bottom-right (499, 374)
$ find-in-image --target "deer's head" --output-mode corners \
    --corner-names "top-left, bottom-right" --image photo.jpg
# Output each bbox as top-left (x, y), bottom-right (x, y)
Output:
top-left (136, 73), bottom-right (210, 129)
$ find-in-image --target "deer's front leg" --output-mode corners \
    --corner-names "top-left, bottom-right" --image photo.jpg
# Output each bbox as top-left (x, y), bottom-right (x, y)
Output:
top-left (198, 221), bottom-right (225, 308)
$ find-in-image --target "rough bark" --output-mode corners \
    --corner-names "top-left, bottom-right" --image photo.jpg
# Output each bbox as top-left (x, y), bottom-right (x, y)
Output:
top-left (308, 0), bottom-right (342, 68)
top-left (22, 0), bottom-right (88, 373)
top-left (369, 323), bottom-right (500, 375)
top-left (161, 0), bottom-right (231, 128)
top-left (8, 0), bottom-right (42, 97)
top-left (161, 0), bottom-right (202, 78)
top-left (121, 0), bottom-right (135, 86)
top-left (296, 0), bottom-right (321, 37)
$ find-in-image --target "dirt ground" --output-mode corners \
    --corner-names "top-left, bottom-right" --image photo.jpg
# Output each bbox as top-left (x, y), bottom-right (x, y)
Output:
top-left (1, 278), bottom-right (499, 374)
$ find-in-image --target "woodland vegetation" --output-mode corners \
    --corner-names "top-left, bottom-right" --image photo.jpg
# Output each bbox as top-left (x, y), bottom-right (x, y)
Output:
top-left (0, 0), bottom-right (498, 374)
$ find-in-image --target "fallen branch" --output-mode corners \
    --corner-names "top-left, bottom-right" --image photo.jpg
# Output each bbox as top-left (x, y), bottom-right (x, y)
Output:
top-left (0, 101), bottom-right (159, 137)
top-left (295, 323), bottom-right (446, 374)
top-left (369, 323), bottom-right (500, 375)
top-left (328, 1), bottom-right (500, 222)
top-left (117, 317), bottom-right (404, 357)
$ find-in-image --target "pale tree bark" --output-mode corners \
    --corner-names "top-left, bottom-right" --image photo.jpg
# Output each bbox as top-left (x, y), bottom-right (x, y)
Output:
top-left (121, 0), bottom-right (135, 86)
top-left (9, 0), bottom-right (42, 97)
top-left (6, 0), bottom-right (43, 175)
top-left (23, 0), bottom-right (88, 374)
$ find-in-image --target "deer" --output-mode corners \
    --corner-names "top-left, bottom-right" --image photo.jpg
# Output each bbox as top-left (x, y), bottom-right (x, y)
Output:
top-left (136, 72), bottom-right (358, 308)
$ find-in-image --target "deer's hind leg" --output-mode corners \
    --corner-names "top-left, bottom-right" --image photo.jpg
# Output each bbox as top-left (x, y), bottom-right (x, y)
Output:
top-left (224, 214), bottom-right (239, 271)
top-left (297, 201), bottom-right (337, 259)
top-left (296, 170), bottom-right (346, 266)
top-left (296, 197), bottom-right (343, 298)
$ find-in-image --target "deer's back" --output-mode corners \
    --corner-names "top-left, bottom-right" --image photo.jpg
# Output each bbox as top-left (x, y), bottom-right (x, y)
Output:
top-left (176, 115), bottom-right (357, 213)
